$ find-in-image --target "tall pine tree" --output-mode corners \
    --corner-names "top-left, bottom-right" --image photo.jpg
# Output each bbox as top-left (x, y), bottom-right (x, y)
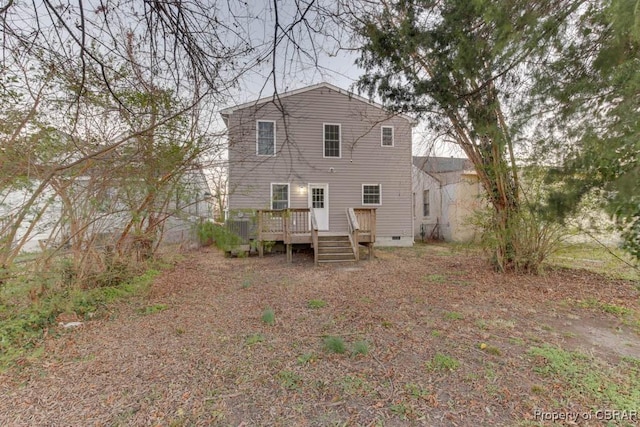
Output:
top-left (354, 0), bottom-right (583, 271)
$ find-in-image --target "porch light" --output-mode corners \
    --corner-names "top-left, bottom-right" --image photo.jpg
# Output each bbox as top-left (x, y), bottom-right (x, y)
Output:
top-left (299, 185), bottom-right (307, 194)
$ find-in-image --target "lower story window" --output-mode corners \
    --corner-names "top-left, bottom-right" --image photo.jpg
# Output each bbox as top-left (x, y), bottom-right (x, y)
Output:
top-left (271, 183), bottom-right (289, 210)
top-left (362, 184), bottom-right (381, 205)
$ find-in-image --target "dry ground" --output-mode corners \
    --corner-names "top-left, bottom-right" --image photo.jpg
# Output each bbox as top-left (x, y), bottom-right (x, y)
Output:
top-left (1, 244), bottom-right (639, 426)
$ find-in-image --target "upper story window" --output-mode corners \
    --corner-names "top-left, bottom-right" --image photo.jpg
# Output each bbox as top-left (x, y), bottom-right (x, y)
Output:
top-left (362, 184), bottom-right (381, 206)
top-left (271, 183), bottom-right (289, 210)
top-left (257, 120), bottom-right (276, 156)
top-left (323, 123), bottom-right (341, 158)
top-left (381, 126), bottom-right (394, 147)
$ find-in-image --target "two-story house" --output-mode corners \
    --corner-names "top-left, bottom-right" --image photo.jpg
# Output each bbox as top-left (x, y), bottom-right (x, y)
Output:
top-left (221, 83), bottom-right (414, 263)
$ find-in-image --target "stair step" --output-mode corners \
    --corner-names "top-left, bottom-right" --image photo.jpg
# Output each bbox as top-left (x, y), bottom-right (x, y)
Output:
top-left (318, 252), bottom-right (355, 257)
top-left (318, 242), bottom-right (352, 248)
top-left (318, 254), bottom-right (356, 261)
top-left (318, 246), bottom-right (353, 254)
top-left (318, 235), bottom-right (350, 241)
top-left (318, 258), bottom-right (357, 264)
top-left (314, 234), bottom-right (356, 264)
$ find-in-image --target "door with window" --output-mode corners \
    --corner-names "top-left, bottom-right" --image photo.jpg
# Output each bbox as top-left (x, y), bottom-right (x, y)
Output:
top-left (308, 184), bottom-right (329, 231)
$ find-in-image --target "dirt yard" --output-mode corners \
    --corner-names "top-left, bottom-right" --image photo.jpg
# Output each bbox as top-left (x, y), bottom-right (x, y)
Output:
top-left (1, 245), bottom-right (639, 426)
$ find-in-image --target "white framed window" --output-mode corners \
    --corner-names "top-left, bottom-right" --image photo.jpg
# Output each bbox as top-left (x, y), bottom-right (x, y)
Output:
top-left (256, 120), bottom-right (276, 156)
top-left (381, 126), bottom-right (394, 147)
top-left (323, 123), bottom-right (341, 158)
top-left (270, 183), bottom-right (289, 210)
top-left (423, 189), bottom-right (430, 217)
top-left (362, 184), bottom-right (381, 206)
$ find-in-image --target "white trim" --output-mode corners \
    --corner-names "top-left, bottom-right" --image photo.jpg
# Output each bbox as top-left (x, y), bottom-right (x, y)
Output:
top-left (256, 120), bottom-right (276, 156)
top-left (220, 82), bottom-right (416, 125)
top-left (362, 183), bottom-right (382, 206)
top-left (270, 182), bottom-right (290, 210)
top-left (381, 125), bottom-right (394, 147)
top-left (323, 123), bottom-right (341, 159)
top-left (308, 183), bottom-right (329, 231)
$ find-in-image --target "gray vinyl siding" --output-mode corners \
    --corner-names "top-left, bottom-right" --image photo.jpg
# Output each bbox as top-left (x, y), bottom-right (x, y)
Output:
top-left (226, 86), bottom-right (413, 241)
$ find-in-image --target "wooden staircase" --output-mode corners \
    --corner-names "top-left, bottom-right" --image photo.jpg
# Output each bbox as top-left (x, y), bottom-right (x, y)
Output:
top-left (316, 234), bottom-right (356, 263)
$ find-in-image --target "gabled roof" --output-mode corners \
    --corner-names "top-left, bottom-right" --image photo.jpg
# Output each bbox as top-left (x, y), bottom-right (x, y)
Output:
top-left (220, 82), bottom-right (416, 124)
top-left (413, 156), bottom-right (473, 174)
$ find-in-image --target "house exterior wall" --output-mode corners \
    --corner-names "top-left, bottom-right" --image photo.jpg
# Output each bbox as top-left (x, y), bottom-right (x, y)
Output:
top-left (448, 172), bottom-right (482, 242)
top-left (412, 165), bottom-right (444, 241)
top-left (225, 85), bottom-right (414, 246)
top-left (412, 166), bottom-right (482, 242)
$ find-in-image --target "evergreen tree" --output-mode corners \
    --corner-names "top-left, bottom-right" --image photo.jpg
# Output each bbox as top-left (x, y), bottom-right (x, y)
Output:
top-left (354, 0), bottom-right (583, 271)
top-left (529, 0), bottom-right (640, 259)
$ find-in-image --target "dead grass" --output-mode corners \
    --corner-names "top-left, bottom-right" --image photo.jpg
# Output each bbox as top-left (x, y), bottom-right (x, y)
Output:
top-left (0, 245), bottom-right (639, 426)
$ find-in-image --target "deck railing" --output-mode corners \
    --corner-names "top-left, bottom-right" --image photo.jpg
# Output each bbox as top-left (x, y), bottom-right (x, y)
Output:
top-left (257, 208), bottom-right (311, 243)
top-left (353, 208), bottom-right (376, 243)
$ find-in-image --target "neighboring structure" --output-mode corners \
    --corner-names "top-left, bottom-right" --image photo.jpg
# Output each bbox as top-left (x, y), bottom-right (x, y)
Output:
top-left (412, 156), bottom-right (482, 242)
top-left (0, 168), bottom-right (212, 253)
top-left (221, 82), bottom-right (414, 263)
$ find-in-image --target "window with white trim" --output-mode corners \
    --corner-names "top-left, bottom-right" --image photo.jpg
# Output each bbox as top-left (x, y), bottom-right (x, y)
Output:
top-left (257, 120), bottom-right (275, 156)
top-left (381, 126), bottom-right (394, 147)
top-left (270, 183), bottom-right (289, 210)
top-left (323, 124), bottom-right (341, 158)
top-left (362, 184), bottom-right (381, 205)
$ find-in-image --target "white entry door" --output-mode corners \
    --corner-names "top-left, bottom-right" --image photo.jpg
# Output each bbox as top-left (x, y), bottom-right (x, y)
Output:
top-left (308, 184), bottom-right (329, 231)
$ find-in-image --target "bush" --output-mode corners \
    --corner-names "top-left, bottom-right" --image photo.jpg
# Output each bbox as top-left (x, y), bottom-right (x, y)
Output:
top-left (195, 220), bottom-right (216, 246)
top-left (195, 220), bottom-right (245, 252)
top-left (473, 205), bottom-right (565, 274)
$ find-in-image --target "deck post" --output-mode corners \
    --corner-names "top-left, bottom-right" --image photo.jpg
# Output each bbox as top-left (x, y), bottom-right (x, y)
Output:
top-left (286, 243), bottom-right (292, 263)
top-left (257, 210), bottom-right (263, 242)
top-left (354, 229), bottom-right (359, 262)
top-left (258, 240), bottom-right (264, 257)
top-left (369, 243), bottom-right (374, 260)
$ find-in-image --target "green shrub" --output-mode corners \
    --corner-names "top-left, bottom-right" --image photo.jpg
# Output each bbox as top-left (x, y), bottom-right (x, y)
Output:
top-left (207, 223), bottom-right (244, 252)
top-left (277, 370), bottom-right (302, 390)
top-left (426, 353), bottom-right (460, 372)
top-left (323, 336), bottom-right (346, 354)
top-left (261, 307), bottom-right (275, 325)
top-left (471, 197), bottom-right (566, 274)
top-left (195, 220), bottom-right (216, 246)
top-left (297, 352), bottom-right (317, 365)
top-left (139, 303), bottom-right (168, 315)
top-left (307, 299), bottom-right (327, 309)
top-left (245, 333), bottom-right (265, 346)
top-left (352, 340), bottom-right (369, 356)
top-left (444, 311), bottom-right (464, 321)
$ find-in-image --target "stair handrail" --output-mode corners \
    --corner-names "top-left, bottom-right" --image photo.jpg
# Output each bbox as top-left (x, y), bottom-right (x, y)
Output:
top-left (310, 209), bottom-right (319, 265)
top-left (346, 208), bottom-right (360, 261)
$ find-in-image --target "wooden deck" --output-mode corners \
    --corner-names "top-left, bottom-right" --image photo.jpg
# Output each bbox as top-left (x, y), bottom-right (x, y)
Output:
top-left (256, 208), bottom-right (376, 264)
